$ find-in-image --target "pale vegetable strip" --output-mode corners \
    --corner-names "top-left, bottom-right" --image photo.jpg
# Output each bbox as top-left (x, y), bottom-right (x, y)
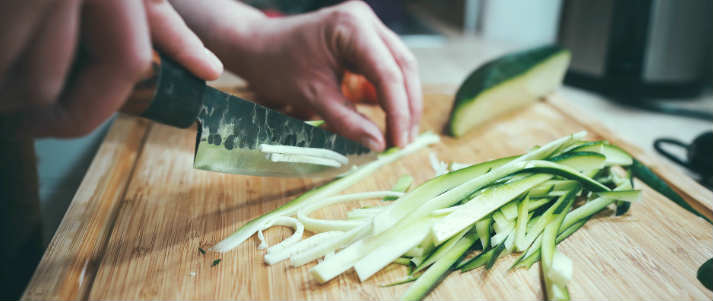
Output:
top-left (255, 216), bottom-right (304, 253)
top-left (265, 231), bottom-right (343, 265)
top-left (267, 153), bottom-right (342, 168)
top-left (353, 218), bottom-right (436, 281)
top-left (311, 217), bottom-right (435, 283)
top-left (212, 132), bottom-right (439, 253)
top-left (297, 191), bottom-right (404, 232)
top-left (290, 225), bottom-right (370, 267)
top-left (347, 207), bottom-right (388, 219)
top-left (428, 152), bottom-right (448, 176)
top-left (259, 143), bottom-right (349, 165)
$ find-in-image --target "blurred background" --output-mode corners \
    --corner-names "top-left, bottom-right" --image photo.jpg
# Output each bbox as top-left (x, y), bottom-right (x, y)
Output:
top-left (31, 0), bottom-right (712, 276)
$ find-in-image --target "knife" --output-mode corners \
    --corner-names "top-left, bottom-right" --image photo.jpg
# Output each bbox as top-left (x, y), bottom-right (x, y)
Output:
top-left (120, 52), bottom-right (376, 178)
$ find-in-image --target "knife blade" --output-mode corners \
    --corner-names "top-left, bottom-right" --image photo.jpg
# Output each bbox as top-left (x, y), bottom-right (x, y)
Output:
top-left (121, 52), bottom-right (375, 178)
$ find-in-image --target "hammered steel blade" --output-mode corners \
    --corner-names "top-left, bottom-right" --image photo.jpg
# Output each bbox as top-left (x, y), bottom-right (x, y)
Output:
top-left (193, 87), bottom-right (375, 177)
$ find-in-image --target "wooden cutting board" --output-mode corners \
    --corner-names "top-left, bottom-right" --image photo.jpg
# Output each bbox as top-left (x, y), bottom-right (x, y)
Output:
top-left (23, 86), bottom-right (713, 300)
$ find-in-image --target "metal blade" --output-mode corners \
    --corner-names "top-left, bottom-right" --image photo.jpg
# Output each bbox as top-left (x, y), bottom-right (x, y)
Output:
top-left (193, 87), bottom-right (376, 177)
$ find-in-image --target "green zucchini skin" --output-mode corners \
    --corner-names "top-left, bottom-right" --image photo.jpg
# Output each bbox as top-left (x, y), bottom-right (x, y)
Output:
top-left (448, 45), bottom-right (570, 137)
top-left (698, 257), bottom-right (713, 291)
top-left (631, 159), bottom-right (711, 224)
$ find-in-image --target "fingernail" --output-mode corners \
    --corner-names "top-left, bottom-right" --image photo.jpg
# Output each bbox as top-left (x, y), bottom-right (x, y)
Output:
top-left (361, 135), bottom-right (384, 152)
top-left (204, 47), bottom-right (223, 75)
top-left (411, 125), bottom-right (419, 141)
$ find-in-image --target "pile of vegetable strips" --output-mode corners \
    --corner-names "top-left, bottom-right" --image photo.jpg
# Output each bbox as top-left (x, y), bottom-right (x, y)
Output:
top-left (212, 131), bottom-right (644, 301)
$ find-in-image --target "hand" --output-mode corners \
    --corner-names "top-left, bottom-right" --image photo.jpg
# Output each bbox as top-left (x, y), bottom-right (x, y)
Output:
top-left (220, 1), bottom-right (422, 151)
top-left (0, 0), bottom-right (223, 137)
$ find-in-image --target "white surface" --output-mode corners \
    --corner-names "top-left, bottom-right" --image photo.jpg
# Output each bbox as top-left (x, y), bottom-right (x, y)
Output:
top-left (479, 0), bottom-right (563, 47)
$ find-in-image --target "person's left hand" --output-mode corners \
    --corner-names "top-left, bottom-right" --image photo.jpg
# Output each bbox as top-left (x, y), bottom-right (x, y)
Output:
top-left (220, 1), bottom-right (422, 151)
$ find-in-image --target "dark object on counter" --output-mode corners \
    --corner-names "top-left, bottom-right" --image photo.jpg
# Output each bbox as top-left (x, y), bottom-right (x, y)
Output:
top-left (558, 0), bottom-right (712, 100)
top-left (699, 257), bottom-right (713, 291)
top-left (654, 131), bottom-right (713, 184)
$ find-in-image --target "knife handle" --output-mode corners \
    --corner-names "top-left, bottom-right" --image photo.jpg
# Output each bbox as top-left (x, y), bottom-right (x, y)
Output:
top-left (120, 51), bottom-right (205, 128)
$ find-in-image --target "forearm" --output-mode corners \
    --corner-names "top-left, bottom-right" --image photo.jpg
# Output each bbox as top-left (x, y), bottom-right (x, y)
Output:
top-left (169, 0), bottom-right (267, 75)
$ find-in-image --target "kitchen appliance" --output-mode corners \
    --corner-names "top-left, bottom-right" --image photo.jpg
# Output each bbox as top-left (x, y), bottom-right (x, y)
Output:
top-left (558, 0), bottom-right (712, 101)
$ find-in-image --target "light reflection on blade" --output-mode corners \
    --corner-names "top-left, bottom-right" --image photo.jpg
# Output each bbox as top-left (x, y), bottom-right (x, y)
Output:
top-left (194, 140), bottom-right (378, 178)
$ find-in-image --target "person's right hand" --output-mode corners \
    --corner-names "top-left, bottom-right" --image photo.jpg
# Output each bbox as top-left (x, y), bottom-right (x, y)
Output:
top-left (0, 0), bottom-right (223, 137)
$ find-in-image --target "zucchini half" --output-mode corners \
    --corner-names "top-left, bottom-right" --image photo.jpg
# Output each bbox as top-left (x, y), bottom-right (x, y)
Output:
top-left (448, 45), bottom-right (571, 137)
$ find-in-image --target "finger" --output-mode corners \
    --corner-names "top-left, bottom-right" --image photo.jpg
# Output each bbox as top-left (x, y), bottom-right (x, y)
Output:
top-left (145, 0), bottom-right (223, 81)
top-left (20, 0), bottom-right (80, 106)
top-left (307, 80), bottom-right (385, 151)
top-left (21, 0), bottom-right (153, 137)
top-left (375, 22), bottom-right (422, 141)
top-left (330, 16), bottom-right (410, 148)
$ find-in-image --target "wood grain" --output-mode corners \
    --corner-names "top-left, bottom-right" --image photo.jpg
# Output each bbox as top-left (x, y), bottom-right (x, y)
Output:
top-left (23, 92), bottom-right (713, 300)
top-left (22, 115), bottom-right (150, 300)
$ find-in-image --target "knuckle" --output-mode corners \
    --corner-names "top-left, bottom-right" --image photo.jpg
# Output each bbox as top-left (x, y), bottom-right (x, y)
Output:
top-left (377, 66), bottom-right (403, 86)
top-left (391, 106), bottom-right (410, 121)
top-left (327, 4), bottom-right (368, 29)
top-left (399, 52), bottom-right (418, 71)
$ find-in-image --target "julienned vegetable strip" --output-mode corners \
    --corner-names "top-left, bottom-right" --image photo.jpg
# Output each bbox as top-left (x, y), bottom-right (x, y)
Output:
top-left (631, 159), bottom-right (711, 223)
top-left (267, 153), bottom-right (342, 168)
top-left (215, 132), bottom-right (648, 301)
top-left (259, 143), bottom-right (349, 165)
top-left (296, 191), bottom-right (403, 232)
top-left (541, 187), bottom-right (578, 300)
top-left (211, 132), bottom-right (439, 253)
top-left (432, 160), bottom-right (608, 244)
top-left (402, 229), bottom-right (480, 301)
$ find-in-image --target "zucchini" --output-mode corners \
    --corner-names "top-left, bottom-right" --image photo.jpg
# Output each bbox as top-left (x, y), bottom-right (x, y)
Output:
top-left (371, 156), bottom-right (517, 235)
top-left (570, 142), bottom-right (633, 166)
top-left (631, 159), bottom-right (711, 223)
top-left (433, 173), bottom-right (553, 244)
top-left (212, 132), bottom-right (439, 252)
top-left (512, 219), bottom-right (588, 270)
top-left (413, 226), bottom-right (471, 273)
top-left (448, 45), bottom-right (570, 137)
top-left (698, 257), bottom-right (713, 291)
top-left (541, 189), bottom-right (577, 300)
top-left (475, 217), bottom-right (493, 251)
top-left (312, 216), bottom-right (436, 283)
top-left (432, 159), bottom-right (608, 245)
top-left (216, 132), bottom-right (648, 300)
top-left (514, 194), bottom-right (531, 252)
top-left (297, 191), bottom-right (402, 232)
top-left (384, 175), bottom-right (414, 201)
top-left (549, 151), bottom-right (607, 172)
top-left (402, 229), bottom-right (480, 301)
